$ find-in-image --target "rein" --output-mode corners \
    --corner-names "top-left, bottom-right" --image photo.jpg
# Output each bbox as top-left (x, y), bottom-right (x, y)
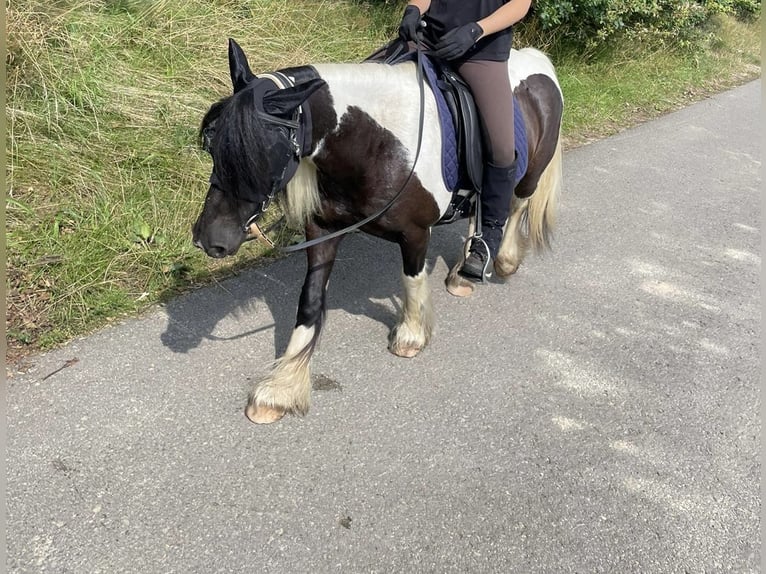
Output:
top-left (251, 36), bottom-right (428, 254)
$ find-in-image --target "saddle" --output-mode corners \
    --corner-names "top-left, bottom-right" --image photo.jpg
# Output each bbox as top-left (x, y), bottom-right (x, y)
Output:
top-left (364, 39), bottom-right (528, 225)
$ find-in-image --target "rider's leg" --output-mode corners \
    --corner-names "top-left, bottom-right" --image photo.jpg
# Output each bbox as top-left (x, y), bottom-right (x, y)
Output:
top-left (455, 59), bottom-right (517, 280)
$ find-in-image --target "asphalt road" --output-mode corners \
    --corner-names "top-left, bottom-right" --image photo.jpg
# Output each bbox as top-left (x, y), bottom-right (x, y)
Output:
top-left (8, 82), bottom-right (761, 573)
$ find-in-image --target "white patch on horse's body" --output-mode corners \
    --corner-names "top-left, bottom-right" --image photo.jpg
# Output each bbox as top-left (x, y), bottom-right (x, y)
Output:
top-left (508, 48), bottom-right (563, 94)
top-left (311, 49), bottom-right (561, 218)
top-left (313, 61), bottom-right (452, 215)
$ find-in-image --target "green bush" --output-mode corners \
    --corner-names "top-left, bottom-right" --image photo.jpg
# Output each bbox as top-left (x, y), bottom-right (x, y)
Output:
top-left (379, 0), bottom-right (761, 50)
top-left (529, 0), bottom-right (760, 48)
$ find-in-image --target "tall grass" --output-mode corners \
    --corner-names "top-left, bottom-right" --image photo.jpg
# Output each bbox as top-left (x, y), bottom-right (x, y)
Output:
top-left (5, 1), bottom-right (761, 358)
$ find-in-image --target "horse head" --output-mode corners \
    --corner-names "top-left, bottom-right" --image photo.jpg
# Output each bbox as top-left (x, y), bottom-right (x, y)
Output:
top-left (193, 39), bottom-right (324, 257)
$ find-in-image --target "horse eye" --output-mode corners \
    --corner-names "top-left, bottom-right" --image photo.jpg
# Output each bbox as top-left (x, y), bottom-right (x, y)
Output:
top-left (202, 129), bottom-right (214, 153)
top-left (201, 120), bottom-right (218, 152)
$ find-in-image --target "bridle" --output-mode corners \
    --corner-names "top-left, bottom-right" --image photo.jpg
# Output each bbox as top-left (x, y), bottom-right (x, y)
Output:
top-left (241, 73), bottom-right (308, 244)
top-left (241, 114), bottom-right (301, 239)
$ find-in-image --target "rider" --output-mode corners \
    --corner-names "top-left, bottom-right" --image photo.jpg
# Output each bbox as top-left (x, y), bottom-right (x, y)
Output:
top-left (399, 0), bottom-right (532, 281)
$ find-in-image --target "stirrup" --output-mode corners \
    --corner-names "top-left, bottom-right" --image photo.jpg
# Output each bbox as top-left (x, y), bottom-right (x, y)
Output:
top-left (459, 233), bottom-right (492, 283)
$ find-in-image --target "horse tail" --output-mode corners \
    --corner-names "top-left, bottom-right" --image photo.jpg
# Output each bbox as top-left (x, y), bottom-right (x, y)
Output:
top-left (526, 136), bottom-right (562, 252)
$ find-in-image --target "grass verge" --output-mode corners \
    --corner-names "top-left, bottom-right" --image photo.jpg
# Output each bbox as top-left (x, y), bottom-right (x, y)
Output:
top-left (5, 1), bottom-right (761, 362)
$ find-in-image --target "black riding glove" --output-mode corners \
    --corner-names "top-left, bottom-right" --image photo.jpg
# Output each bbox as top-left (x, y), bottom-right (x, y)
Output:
top-left (398, 5), bottom-right (422, 42)
top-left (433, 22), bottom-right (484, 60)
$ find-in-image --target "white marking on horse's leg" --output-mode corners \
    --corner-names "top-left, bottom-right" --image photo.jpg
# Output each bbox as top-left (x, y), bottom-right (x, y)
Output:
top-left (246, 325), bottom-right (316, 424)
top-left (495, 196), bottom-right (530, 278)
top-left (283, 324), bottom-right (316, 357)
top-left (389, 270), bottom-right (432, 358)
top-left (446, 217), bottom-right (477, 297)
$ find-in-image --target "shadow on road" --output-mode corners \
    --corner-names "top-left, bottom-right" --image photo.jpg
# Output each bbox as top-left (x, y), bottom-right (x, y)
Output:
top-left (158, 224), bottom-right (468, 357)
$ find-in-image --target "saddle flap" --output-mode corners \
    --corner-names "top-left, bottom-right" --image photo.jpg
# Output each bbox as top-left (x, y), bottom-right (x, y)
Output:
top-left (438, 68), bottom-right (484, 192)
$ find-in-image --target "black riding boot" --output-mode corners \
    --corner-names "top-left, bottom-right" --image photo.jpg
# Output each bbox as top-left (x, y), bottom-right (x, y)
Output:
top-left (459, 160), bottom-right (517, 281)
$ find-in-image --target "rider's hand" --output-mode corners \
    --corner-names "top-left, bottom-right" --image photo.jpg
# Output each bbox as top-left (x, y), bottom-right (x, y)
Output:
top-left (433, 22), bottom-right (484, 60)
top-left (398, 5), bottom-right (422, 42)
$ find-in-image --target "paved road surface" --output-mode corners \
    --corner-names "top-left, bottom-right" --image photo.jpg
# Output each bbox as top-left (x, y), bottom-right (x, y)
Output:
top-left (8, 82), bottom-right (761, 573)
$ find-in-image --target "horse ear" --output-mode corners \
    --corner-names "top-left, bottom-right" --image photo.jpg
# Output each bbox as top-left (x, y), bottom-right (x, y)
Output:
top-left (262, 78), bottom-right (327, 118)
top-left (228, 38), bottom-right (255, 93)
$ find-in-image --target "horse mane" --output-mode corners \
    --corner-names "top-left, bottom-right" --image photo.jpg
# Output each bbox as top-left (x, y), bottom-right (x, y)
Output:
top-left (277, 158), bottom-right (318, 229)
top-left (199, 89), bottom-right (271, 204)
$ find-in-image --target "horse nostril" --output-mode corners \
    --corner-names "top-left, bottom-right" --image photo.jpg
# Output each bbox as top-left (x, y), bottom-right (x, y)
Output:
top-left (206, 245), bottom-right (228, 258)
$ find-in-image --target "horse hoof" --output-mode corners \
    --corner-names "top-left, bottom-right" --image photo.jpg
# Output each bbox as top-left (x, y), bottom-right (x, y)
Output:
top-left (389, 344), bottom-right (422, 358)
top-left (446, 263), bottom-right (478, 297)
top-left (494, 260), bottom-right (520, 278)
top-left (446, 282), bottom-right (474, 297)
top-left (245, 403), bottom-right (285, 424)
top-left (446, 275), bottom-right (475, 298)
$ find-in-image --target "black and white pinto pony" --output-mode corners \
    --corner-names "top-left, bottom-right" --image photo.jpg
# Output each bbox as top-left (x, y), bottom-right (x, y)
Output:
top-left (193, 39), bottom-right (563, 424)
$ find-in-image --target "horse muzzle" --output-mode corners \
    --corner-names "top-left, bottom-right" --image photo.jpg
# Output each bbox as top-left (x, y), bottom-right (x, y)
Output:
top-left (192, 221), bottom-right (245, 259)
top-left (196, 240), bottom-right (237, 259)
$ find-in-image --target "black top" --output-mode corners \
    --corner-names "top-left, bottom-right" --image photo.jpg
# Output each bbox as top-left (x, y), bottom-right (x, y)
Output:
top-left (423, 0), bottom-right (513, 62)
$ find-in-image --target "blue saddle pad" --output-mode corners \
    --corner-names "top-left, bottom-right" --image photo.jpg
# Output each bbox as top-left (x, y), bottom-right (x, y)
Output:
top-left (418, 55), bottom-right (528, 192)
